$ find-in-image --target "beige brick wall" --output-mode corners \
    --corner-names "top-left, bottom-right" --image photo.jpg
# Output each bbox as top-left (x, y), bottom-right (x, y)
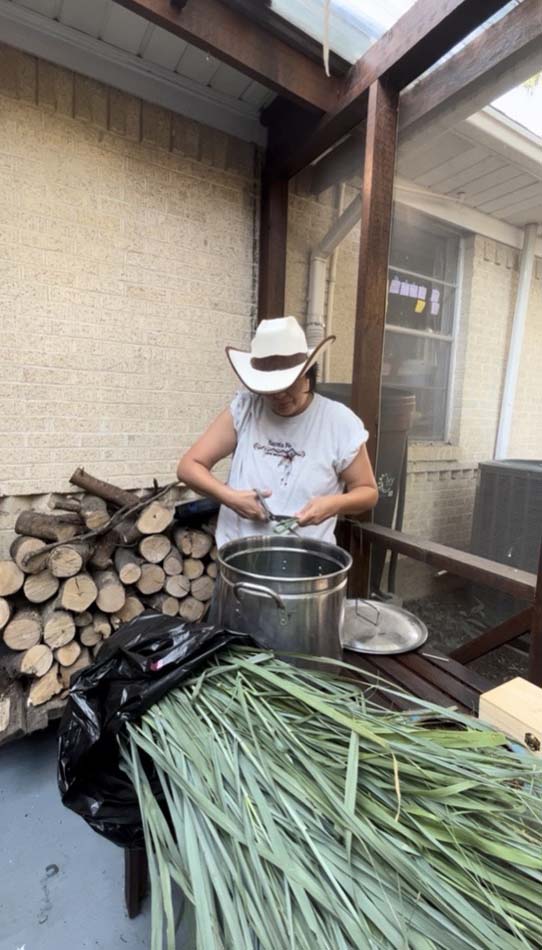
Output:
top-left (0, 50), bottom-right (257, 479)
top-left (0, 44), bottom-right (258, 555)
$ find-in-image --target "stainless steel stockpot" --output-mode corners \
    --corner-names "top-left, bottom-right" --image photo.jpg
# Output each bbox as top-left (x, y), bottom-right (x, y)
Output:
top-left (214, 535), bottom-right (352, 660)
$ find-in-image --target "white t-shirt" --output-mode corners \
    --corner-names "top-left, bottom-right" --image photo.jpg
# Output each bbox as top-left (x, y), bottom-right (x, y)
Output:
top-left (216, 391), bottom-right (369, 548)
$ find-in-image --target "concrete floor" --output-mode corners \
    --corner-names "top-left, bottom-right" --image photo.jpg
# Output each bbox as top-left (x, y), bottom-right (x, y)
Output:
top-left (0, 726), bottom-right (151, 950)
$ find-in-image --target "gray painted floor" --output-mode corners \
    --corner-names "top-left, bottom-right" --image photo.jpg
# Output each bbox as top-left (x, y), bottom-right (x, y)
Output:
top-left (0, 726), bottom-right (151, 950)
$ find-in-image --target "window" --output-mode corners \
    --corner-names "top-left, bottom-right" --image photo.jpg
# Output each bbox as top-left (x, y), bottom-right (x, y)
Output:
top-left (383, 208), bottom-right (461, 440)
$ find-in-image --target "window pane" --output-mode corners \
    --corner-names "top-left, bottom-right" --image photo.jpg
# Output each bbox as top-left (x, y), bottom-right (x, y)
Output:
top-left (387, 277), bottom-right (456, 336)
top-left (383, 331), bottom-right (452, 439)
top-left (390, 208), bottom-right (459, 282)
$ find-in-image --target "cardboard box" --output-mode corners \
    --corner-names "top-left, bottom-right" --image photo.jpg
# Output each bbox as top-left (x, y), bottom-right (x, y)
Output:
top-left (479, 677), bottom-right (542, 753)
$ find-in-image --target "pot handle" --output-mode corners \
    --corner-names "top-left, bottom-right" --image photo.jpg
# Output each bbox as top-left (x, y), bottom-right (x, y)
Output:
top-left (233, 582), bottom-right (285, 611)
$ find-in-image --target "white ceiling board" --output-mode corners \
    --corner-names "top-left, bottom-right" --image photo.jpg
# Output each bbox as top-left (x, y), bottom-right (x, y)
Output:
top-left (470, 173), bottom-right (533, 208)
top-left (241, 81), bottom-right (275, 109)
top-left (481, 180), bottom-right (542, 215)
top-left (398, 132), bottom-right (466, 179)
top-left (100, 3), bottom-right (149, 54)
top-left (435, 156), bottom-right (504, 195)
top-left (141, 25), bottom-right (186, 70)
top-left (12, 0), bottom-right (61, 15)
top-left (60, 0), bottom-right (108, 38)
top-left (504, 205), bottom-right (542, 227)
top-left (210, 63), bottom-right (252, 100)
top-left (459, 164), bottom-right (518, 200)
top-left (176, 45), bottom-right (218, 85)
top-left (419, 146), bottom-right (490, 188)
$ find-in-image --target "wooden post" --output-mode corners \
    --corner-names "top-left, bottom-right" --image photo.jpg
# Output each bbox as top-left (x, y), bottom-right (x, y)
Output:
top-left (258, 172), bottom-right (288, 321)
top-left (350, 79), bottom-right (399, 596)
top-left (528, 540), bottom-right (542, 686)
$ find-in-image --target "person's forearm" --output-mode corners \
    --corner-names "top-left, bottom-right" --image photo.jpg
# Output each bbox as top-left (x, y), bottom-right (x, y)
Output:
top-left (335, 485), bottom-right (379, 516)
top-left (178, 458), bottom-right (234, 507)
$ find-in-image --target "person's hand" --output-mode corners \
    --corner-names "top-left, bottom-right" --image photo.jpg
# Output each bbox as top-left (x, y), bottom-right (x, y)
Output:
top-left (295, 496), bottom-right (339, 526)
top-left (225, 488), bottom-right (272, 521)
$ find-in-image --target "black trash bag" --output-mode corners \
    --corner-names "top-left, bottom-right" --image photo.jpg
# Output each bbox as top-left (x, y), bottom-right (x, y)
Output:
top-left (58, 610), bottom-right (240, 848)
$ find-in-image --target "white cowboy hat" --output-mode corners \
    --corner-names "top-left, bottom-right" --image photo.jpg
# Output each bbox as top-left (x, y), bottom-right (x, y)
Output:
top-left (226, 317), bottom-right (335, 394)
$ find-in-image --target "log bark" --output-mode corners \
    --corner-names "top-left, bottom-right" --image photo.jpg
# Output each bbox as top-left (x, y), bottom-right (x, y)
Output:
top-left (43, 608), bottom-right (76, 650)
top-left (0, 560), bottom-right (24, 596)
top-left (164, 574), bottom-right (190, 598)
top-left (70, 468), bottom-right (138, 509)
top-left (163, 549), bottom-right (184, 576)
top-left (93, 612), bottom-right (112, 639)
top-left (173, 527), bottom-right (192, 556)
top-left (55, 641), bottom-right (81, 667)
top-left (90, 532), bottom-right (119, 570)
top-left (206, 562), bottom-right (218, 579)
top-left (190, 530), bottom-right (213, 559)
top-left (60, 573), bottom-right (98, 613)
top-left (23, 569), bottom-right (59, 604)
top-left (49, 542), bottom-right (93, 578)
top-left (3, 609), bottom-right (42, 651)
top-left (15, 511), bottom-right (81, 543)
top-left (114, 548), bottom-right (142, 584)
top-left (59, 647), bottom-right (91, 687)
top-left (80, 625), bottom-right (101, 647)
top-left (10, 536), bottom-right (48, 574)
top-left (179, 597), bottom-right (205, 622)
top-left (49, 495), bottom-right (82, 513)
top-left (27, 664), bottom-right (62, 706)
top-left (95, 570), bottom-right (126, 614)
top-left (137, 501), bottom-right (174, 535)
top-left (148, 593), bottom-right (179, 616)
top-left (137, 563), bottom-right (165, 595)
top-left (183, 558), bottom-right (204, 581)
top-left (190, 575), bottom-right (215, 603)
top-left (79, 495), bottom-right (110, 530)
top-left (139, 534), bottom-right (171, 564)
top-left (115, 595), bottom-right (145, 623)
top-left (20, 644), bottom-right (53, 678)
top-left (0, 597), bottom-right (11, 631)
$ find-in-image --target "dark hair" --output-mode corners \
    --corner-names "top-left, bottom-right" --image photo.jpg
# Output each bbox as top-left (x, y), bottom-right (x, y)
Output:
top-left (306, 364), bottom-right (318, 392)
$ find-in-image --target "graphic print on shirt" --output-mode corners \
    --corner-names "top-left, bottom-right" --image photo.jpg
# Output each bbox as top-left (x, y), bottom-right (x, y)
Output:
top-left (254, 439), bottom-right (306, 486)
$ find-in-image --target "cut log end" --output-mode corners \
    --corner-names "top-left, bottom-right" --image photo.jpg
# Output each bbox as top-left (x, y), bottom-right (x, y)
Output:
top-left (43, 610), bottom-right (76, 650)
top-left (27, 664), bottom-right (63, 707)
top-left (55, 641), bottom-right (81, 668)
top-left (137, 563), bottom-right (165, 595)
top-left (179, 597), bottom-right (205, 623)
top-left (139, 534), bottom-right (171, 564)
top-left (60, 573), bottom-right (98, 613)
top-left (20, 644), bottom-right (54, 678)
top-left (4, 609), bottom-right (42, 651)
top-left (23, 569), bottom-right (59, 604)
top-left (0, 560), bottom-right (25, 597)
top-left (137, 501), bottom-right (174, 535)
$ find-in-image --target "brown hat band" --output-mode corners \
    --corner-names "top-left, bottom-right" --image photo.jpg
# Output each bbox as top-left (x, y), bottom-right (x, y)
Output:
top-left (250, 352), bottom-right (307, 372)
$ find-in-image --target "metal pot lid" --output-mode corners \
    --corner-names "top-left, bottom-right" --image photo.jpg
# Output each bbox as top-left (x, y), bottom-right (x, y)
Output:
top-left (342, 601), bottom-right (428, 655)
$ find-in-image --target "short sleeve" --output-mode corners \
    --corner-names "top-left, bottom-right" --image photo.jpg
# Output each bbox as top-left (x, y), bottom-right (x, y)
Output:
top-left (229, 390), bottom-right (254, 435)
top-left (333, 405), bottom-right (369, 475)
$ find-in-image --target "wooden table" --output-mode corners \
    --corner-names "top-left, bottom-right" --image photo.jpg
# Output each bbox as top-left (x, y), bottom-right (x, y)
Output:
top-left (123, 645), bottom-right (490, 918)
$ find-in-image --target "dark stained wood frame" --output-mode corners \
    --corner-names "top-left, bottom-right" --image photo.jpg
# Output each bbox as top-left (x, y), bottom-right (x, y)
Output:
top-left (362, 524), bottom-right (542, 685)
top-left (258, 173), bottom-right (288, 320)
top-left (113, 0), bottom-right (342, 112)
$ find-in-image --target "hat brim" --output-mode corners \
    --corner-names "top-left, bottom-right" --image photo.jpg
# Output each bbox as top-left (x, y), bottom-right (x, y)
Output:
top-left (226, 336), bottom-right (335, 394)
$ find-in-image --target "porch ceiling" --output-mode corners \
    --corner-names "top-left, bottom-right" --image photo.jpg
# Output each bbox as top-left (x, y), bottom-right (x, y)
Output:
top-left (397, 108), bottom-right (542, 229)
top-left (3, 0), bottom-right (275, 141)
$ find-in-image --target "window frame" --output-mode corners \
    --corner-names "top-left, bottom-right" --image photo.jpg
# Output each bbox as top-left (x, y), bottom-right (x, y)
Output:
top-left (384, 212), bottom-right (464, 442)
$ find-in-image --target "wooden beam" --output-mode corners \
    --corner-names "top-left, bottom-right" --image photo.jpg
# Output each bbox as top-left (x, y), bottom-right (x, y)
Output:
top-left (274, 0), bottom-right (512, 178)
top-left (258, 173), bottom-right (288, 321)
top-left (219, 0), bottom-right (350, 76)
top-left (363, 524), bottom-right (538, 602)
top-left (351, 80), bottom-right (398, 468)
top-left (451, 608), bottom-right (532, 664)
top-left (399, 0), bottom-right (542, 161)
top-left (113, 0), bottom-right (340, 112)
top-left (310, 0), bottom-right (542, 194)
top-left (348, 80), bottom-right (398, 598)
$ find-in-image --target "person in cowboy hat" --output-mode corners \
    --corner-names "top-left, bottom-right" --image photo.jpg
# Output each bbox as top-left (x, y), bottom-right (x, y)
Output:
top-left (177, 316), bottom-right (378, 547)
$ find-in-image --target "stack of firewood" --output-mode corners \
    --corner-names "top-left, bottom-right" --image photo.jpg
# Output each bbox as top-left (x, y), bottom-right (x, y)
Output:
top-left (0, 469), bottom-right (217, 707)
